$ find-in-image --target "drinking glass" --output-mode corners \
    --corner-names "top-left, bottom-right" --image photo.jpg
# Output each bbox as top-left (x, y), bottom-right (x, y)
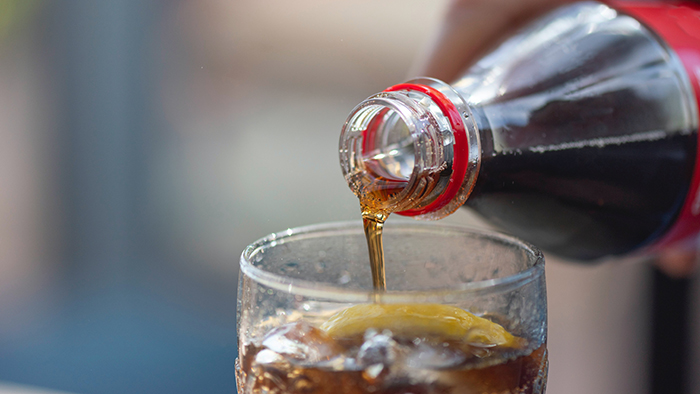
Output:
top-left (236, 221), bottom-right (547, 394)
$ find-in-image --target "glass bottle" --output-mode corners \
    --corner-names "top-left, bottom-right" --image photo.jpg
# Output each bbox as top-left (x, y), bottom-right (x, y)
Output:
top-left (339, 1), bottom-right (700, 261)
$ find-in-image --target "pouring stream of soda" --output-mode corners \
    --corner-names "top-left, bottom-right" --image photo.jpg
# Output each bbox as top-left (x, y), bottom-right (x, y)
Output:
top-left (362, 214), bottom-right (386, 291)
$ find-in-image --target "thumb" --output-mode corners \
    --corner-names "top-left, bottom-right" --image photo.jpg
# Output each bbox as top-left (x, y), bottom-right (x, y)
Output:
top-left (655, 247), bottom-right (699, 278)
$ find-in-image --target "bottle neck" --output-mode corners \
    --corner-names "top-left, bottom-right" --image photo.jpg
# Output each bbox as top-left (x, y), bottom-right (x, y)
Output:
top-left (339, 78), bottom-right (481, 220)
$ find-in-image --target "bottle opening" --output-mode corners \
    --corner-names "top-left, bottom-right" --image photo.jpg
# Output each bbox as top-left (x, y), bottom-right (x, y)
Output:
top-left (342, 99), bottom-right (425, 215)
top-left (340, 81), bottom-right (479, 219)
top-left (361, 106), bottom-right (415, 183)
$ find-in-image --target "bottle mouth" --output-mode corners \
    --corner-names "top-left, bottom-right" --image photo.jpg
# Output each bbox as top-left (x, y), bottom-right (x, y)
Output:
top-left (339, 90), bottom-right (448, 216)
top-left (339, 81), bottom-right (476, 218)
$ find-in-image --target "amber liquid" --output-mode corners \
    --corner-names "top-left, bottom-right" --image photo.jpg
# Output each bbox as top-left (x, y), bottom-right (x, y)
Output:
top-left (362, 216), bottom-right (386, 291)
top-left (237, 326), bottom-right (548, 394)
top-left (351, 170), bottom-right (407, 292)
top-left (352, 164), bottom-right (443, 291)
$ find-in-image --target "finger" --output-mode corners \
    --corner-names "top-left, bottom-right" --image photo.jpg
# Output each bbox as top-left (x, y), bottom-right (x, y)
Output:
top-left (410, 0), bottom-right (575, 82)
top-left (655, 248), bottom-right (698, 278)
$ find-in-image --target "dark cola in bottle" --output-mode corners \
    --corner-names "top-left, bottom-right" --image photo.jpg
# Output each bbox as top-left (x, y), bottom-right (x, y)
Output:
top-left (340, 1), bottom-right (700, 261)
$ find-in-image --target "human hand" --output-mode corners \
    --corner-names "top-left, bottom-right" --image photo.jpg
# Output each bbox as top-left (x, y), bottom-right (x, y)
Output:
top-left (656, 247), bottom-right (698, 278)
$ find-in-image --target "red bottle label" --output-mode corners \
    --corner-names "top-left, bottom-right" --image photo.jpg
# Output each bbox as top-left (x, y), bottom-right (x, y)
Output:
top-left (610, 1), bottom-right (700, 252)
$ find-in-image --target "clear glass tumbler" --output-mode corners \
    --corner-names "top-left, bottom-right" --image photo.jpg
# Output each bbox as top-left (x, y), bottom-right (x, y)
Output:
top-left (236, 221), bottom-right (547, 394)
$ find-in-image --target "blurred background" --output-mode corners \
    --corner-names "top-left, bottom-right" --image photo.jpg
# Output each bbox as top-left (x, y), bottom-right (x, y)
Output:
top-left (0, 0), bottom-right (698, 393)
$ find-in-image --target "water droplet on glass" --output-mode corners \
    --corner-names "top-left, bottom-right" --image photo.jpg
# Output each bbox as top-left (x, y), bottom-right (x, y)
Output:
top-left (315, 261), bottom-right (326, 273)
top-left (338, 271), bottom-right (351, 285)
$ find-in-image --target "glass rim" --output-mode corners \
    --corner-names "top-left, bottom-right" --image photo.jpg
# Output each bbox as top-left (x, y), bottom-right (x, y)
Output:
top-left (240, 221), bottom-right (545, 303)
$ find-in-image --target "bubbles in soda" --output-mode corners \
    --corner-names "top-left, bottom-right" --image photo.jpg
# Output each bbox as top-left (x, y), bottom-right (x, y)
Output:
top-left (236, 319), bottom-right (547, 394)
